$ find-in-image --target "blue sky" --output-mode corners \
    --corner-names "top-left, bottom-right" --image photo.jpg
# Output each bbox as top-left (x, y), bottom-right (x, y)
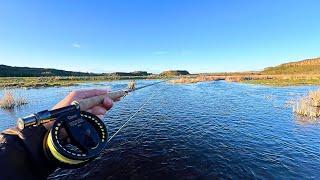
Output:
top-left (0, 0), bottom-right (320, 73)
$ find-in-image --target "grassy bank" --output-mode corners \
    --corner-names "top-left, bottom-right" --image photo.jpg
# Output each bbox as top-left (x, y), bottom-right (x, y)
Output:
top-left (243, 78), bottom-right (320, 86)
top-left (0, 75), bottom-right (163, 88)
top-left (170, 74), bottom-right (320, 86)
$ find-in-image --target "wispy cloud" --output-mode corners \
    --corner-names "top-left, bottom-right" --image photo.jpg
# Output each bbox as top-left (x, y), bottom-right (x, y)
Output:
top-left (154, 51), bottom-right (169, 55)
top-left (72, 43), bottom-right (81, 49)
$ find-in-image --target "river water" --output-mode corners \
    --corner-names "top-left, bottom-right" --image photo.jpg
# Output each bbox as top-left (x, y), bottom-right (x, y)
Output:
top-left (0, 80), bottom-right (319, 179)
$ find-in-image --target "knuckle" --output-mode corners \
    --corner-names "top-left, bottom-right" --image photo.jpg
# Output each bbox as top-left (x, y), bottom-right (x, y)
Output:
top-left (69, 91), bottom-right (77, 97)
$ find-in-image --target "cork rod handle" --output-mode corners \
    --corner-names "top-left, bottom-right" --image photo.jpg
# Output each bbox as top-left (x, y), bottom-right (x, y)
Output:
top-left (78, 90), bottom-right (126, 111)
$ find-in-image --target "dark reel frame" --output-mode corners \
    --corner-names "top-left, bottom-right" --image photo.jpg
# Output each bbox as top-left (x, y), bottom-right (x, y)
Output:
top-left (43, 111), bottom-right (108, 168)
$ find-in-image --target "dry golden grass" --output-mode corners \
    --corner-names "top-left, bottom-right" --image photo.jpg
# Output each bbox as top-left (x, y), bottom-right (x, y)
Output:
top-left (293, 89), bottom-right (320, 118)
top-left (308, 90), bottom-right (320, 107)
top-left (169, 76), bottom-right (224, 84)
top-left (128, 80), bottom-right (136, 90)
top-left (169, 74), bottom-right (320, 86)
top-left (0, 90), bottom-right (28, 109)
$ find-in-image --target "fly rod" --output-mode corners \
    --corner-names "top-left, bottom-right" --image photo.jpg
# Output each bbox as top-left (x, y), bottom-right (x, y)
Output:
top-left (77, 80), bottom-right (165, 111)
top-left (16, 80), bottom-right (166, 168)
top-left (17, 80), bottom-right (165, 129)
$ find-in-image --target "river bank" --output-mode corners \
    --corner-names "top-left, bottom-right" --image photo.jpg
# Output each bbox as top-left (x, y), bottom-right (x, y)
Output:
top-left (0, 76), bottom-right (163, 88)
top-left (2, 74), bottom-right (320, 88)
top-left (170, 74), bottom-right (320, 86)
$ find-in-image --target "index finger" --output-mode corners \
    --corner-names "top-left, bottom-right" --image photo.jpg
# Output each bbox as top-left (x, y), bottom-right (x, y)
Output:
top-left (73, 89), bottom-right (109, 99)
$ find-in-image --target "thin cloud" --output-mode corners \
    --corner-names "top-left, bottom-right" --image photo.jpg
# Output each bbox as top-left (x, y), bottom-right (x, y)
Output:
top-left (154, 51), bottom-right (168, 55)
top-left (72, 43), bottom-right (81, 49)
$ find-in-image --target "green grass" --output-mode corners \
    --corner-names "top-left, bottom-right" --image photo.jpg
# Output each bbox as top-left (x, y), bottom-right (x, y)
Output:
top-left (262, 65), bottom-right (320, 75)
top-left (0, 76), bottom-right (163, 88)
top-left (243, 78), bottom-right (320, 86)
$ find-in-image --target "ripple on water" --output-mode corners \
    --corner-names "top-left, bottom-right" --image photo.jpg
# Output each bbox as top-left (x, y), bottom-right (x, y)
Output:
top-left (1, 81), bottom-right (319, 179)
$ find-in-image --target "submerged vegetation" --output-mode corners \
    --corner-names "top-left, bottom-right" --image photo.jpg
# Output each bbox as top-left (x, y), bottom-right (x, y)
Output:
top-left (0, 90), bottom-right (28, 109)
top-left (294, 89), bottom-right (320, 118)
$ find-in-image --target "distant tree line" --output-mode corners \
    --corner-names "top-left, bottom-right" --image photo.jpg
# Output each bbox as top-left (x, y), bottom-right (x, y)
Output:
top-left (0, 65), bottom-right (98, 77)
top-left (0, 65), bottom-right (153, 77)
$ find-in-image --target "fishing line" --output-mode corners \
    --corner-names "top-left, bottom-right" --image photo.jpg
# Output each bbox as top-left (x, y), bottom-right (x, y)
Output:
top-left (106, 86), bottom-right (170, 153)
top-left (107, 87), bottom-right (160, 143)
top-left (105, 84), bottom-right (171, 152)
top-left (131, 92), bottom-right (169, 143)
top-left (16, 80), bottom-right (170, 167)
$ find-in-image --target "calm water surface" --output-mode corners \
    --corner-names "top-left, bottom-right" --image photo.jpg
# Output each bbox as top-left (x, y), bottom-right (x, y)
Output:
top-left (0, 80), bottom-right (319, 179)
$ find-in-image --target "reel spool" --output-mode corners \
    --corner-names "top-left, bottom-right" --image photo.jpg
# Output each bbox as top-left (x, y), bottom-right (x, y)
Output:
top-left (16, 103), bottom-right (109, 168)
top-left (43, 110), bottom-right (107, 167)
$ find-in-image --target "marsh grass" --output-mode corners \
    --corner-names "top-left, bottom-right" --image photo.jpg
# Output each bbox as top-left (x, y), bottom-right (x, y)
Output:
top-left (170, 76), bottom-right (224, 84)
top-left (294, 90), bottom-right (320, 118)
top-left (0, 76), bottom-right (161, 88)
top-left (169, 74), bottom-right (320, 86)
top-left (308, 90), bottom-right (320, 107)
top-left (0, 90), bottom-right (28, 109)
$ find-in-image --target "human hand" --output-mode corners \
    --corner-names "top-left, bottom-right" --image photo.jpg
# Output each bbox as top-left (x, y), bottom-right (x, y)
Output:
top-left (43, 89), bottom-right (114, 130)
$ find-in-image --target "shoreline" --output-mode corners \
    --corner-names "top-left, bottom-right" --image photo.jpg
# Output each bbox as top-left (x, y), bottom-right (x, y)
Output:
top-left (1, 74), bottom-right (320, 89)
top-left (169, 74), bottom-right (320, 87)
top-left (0, 76), bottom-right (164, 89)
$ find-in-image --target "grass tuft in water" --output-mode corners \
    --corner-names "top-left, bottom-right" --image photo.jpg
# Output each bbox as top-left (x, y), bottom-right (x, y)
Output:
top-left (0, 90), bottom-right (28, 109)
top-left (294, 90), bottom-right (320, 118)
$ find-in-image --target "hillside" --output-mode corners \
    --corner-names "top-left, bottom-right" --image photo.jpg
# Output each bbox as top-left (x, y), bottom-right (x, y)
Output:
top-left (0, 65), bottom-right (98, 77)
top-left (0, 65), bottom-right (152, 77)
top-left (262, 57), bottom-right (320, 74)
top-left (160, 70), bottom-right (190, 76)
top-left (110, 71), bottom-right (151, 76)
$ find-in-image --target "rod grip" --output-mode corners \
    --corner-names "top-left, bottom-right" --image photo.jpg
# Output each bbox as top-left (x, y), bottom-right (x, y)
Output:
top-left (78, 90), bottom-right (126, 111)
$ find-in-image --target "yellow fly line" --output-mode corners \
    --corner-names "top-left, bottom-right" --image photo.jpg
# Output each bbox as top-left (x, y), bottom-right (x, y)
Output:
top-left (46, 131), bottom-right (87, 165)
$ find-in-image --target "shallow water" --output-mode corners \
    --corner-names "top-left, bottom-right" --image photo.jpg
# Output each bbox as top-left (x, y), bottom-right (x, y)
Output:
top-left (0, 80), bottom-right (320, 179)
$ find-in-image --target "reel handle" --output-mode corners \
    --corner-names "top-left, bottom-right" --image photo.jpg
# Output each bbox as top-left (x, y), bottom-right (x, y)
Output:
top-left (78, 90), bottom-right (126, 111)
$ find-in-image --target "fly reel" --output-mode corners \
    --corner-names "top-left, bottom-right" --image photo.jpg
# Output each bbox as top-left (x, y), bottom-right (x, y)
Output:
top-left (16, 81), bottom-right (164, 168)
top-left (44, 111), bottom-right (107, 167)
top-left (17, 104), bottom-right (108, 168)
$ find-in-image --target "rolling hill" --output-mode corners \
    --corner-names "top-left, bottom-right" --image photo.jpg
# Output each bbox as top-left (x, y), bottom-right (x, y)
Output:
top-left (0, 65), bottom-right (151, 77)
top-left (0, 65), bottom-right (98, 77)
top-left (262, 57), bottom-right (320, 74)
